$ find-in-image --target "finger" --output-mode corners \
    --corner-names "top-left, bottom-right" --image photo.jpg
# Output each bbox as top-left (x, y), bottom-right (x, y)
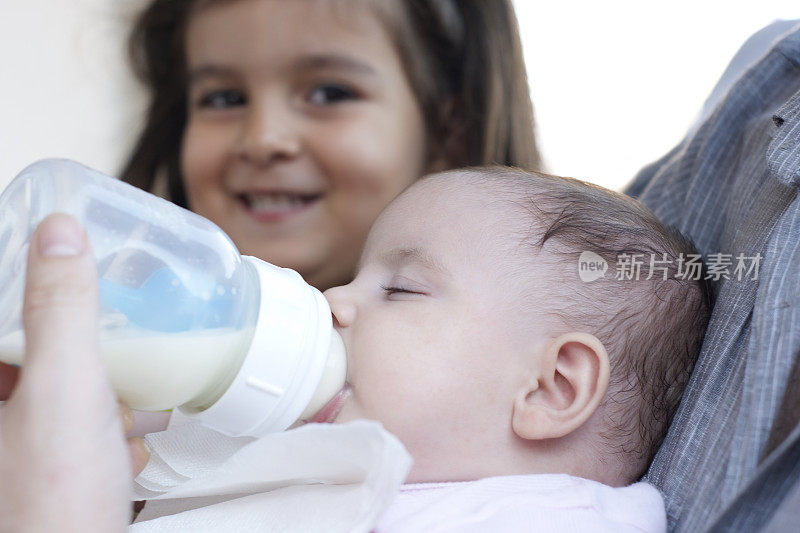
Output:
top-left (0, 362), bottom-right (20, 400)
top-left (119, 402), bottom-right (134, 434)
top-left (128, 409), bottom-right (171, 436)
top-left (6, 214), bottom-right (130, 531)
top-left (18, 214), bottom-right (106, 402)
top-left (128, 437), bottom-right (150, 477)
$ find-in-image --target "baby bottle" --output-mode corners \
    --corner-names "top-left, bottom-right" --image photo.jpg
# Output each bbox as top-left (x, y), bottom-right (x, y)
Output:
top-left (0, 159), bottom-right (346, 437)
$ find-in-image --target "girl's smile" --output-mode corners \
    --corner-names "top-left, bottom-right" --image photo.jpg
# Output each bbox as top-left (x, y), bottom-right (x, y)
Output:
top-left (181, 0), bottom-right (429, 290)
top-left (238, 191), bottom-right (322, 223)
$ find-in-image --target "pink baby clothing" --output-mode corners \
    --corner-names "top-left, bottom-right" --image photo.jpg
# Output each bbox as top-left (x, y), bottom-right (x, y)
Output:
top-left (374, 473), bottom-right (666, 532)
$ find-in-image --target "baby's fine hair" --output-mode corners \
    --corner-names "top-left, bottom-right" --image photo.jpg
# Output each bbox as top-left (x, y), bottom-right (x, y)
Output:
top-left (449, 167), bottom-right (712, 480)
top-left (121, 0), bottom-right (540, 202)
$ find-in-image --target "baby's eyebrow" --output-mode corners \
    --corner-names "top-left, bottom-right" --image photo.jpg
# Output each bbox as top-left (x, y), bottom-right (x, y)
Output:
top-left (372, 247), bottom-right (451, 277)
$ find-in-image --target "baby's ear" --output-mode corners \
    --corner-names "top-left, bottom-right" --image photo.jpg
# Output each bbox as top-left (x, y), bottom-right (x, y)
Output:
top-left (512, 332), bottom-right (610, 441)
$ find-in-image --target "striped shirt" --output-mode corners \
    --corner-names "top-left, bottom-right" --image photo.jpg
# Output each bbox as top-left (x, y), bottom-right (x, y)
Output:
top-left (626, 21), bottom-right (800, 532)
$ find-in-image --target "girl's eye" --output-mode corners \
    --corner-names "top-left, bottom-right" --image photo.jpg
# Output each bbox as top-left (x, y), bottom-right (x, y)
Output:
top-left (307, 84), bottom-right (357, 105)
top-left (197, 89), bottom-right (246, 109)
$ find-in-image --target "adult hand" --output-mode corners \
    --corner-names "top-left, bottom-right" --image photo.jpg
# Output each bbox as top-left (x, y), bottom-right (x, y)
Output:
top-left (0, 214), bottom-right (148, 532)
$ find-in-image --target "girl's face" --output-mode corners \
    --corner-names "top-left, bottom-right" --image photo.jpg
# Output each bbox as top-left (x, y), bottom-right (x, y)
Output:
top-left (182, 0), bottom-right (428, 290)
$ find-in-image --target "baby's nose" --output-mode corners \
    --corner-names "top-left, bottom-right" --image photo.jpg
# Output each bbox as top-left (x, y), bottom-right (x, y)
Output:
top-left (323, 285), bottom-right (356, 328)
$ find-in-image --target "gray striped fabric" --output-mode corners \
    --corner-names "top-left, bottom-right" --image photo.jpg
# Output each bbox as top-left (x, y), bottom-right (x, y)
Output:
top-left (707, 421), bottom-right (800, 532)
top-left (625, 24), bottom-right (800, 532)
top-left (762, 452), bottom-right (800, 532)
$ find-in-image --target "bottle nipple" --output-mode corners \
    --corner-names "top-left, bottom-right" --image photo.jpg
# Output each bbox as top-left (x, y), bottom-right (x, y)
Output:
top-left (299, 330), bottom-right (347, 421)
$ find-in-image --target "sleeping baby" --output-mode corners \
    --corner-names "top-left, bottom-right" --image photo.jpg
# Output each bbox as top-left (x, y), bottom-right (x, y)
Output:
top-left (136, 166), bottom-right (710, 532)
top-left (324, 166), bottom-right (710, 530)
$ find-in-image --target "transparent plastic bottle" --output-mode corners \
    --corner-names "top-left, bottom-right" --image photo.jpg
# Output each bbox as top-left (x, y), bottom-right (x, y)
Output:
top-left (0, 159), bottom-right (346, 437)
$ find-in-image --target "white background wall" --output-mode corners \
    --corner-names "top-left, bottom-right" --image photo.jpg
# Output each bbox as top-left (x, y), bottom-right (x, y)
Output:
top-left (1, 0), bottom-right (147, 189)
top-left (515, 0), bottom-right (800, 189)
top-left (2, 1), bottom-right (800, 193)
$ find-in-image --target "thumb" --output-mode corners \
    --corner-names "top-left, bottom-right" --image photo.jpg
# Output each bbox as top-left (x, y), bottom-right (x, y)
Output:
top-left (4, 214), bottom-right (131, 531)
top-left (18, 213), bottom-right (105, 399)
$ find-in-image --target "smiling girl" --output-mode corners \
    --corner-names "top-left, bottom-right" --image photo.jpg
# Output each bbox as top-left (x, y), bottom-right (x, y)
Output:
top-left (122, 0), bottom-right (540, 290)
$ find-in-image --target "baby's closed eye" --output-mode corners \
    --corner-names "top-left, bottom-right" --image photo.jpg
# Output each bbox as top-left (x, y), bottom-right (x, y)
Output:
top-left (380, 275), bottom-right (430, 299)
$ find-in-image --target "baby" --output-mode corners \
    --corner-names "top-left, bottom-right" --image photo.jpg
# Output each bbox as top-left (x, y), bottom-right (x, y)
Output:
top-left (135, 166), bottom-right (710, 531)
top-left (321, 166), bottom-right (711, 530)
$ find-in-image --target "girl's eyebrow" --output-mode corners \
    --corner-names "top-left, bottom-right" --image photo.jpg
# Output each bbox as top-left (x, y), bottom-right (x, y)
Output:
top-left (292, 54), bottom-right (377, 76)
top-left (187, 65), bottom-right (238, 85)
top-left (187, 55), bottom-right (376, 86)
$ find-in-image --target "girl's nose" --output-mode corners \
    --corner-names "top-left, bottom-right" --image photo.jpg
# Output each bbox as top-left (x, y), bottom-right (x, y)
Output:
top-left (323, 285), bottom-right (356, 328)
top-left (236, 97), bottom-right (301, 165)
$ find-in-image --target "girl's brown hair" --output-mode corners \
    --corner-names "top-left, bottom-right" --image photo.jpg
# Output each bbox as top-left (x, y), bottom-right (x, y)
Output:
top-left (121, 0), bottom-right (541, 204)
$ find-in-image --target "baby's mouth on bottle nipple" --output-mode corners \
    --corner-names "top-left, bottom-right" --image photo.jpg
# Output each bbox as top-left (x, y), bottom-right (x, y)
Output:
top-left (306, 383), bottom-right (352, 424)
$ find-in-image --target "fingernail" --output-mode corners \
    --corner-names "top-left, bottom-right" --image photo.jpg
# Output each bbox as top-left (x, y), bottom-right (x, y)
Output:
top-left (38, 215), bottom-right (85, 257)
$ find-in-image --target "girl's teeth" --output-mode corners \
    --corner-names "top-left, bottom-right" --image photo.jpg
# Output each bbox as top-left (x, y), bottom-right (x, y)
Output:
top-left (247, 194), bottom-right (308, 212)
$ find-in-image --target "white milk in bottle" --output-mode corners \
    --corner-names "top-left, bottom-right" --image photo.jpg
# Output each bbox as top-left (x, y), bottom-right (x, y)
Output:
top-left (0, 159), bottom-right (346, 436)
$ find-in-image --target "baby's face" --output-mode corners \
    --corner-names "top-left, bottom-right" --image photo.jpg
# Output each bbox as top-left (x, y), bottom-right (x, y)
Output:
top-left (324, 178), bottom-right (552, 482)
